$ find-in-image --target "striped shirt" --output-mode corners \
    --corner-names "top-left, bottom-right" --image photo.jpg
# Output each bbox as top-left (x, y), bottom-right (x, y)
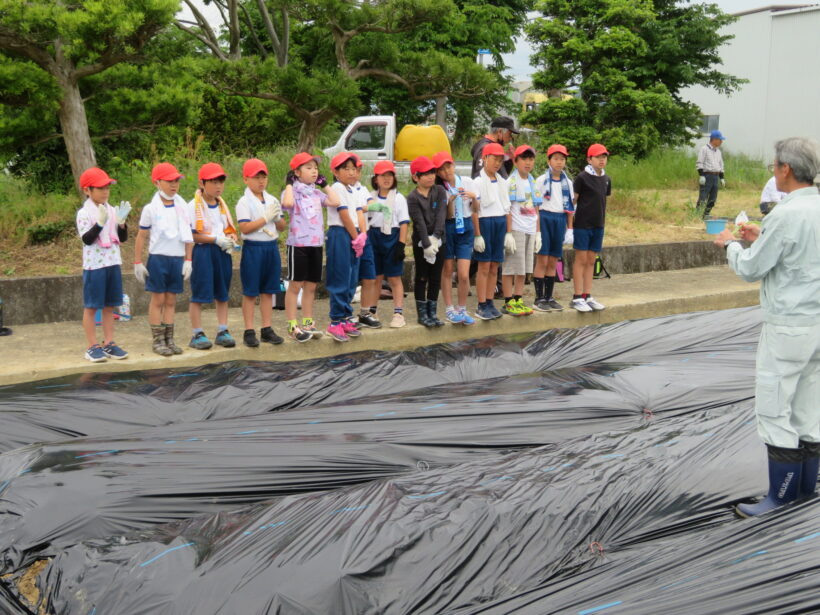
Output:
top-left (696, 144), bottom-right (724, 173)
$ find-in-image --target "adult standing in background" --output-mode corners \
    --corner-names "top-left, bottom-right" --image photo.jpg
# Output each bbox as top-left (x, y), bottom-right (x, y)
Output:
top-left (471, 117), bottom-right (518, 179)
top-left (696, 129), bottom-right (726, 219)
top-left (714, 136), bottom-right (820, 517)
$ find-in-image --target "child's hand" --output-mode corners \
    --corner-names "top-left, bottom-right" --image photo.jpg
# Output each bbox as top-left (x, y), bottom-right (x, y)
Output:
top-left (97, 204), bottom-right (109, 227)
top-left (285, 170), bottom-right (296, 186)
top-left (116, 201), bottom-right (132, 225)
top-left (316, 174), bottom-right (328, 188)
top-left (461, 190), bottom-right (477, 200)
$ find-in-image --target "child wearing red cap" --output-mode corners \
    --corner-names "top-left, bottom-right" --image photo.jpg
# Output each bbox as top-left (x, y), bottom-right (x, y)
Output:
top-left (473, 143), bottom-right (513, 321)
top-left (570, 143), bottom-right (611, 312)
top-left (235, 158), bottom-right (287, 347)
top-left (502, 144), bottom-right (542, 317)
top-left (325, 152), bottom-right (369, 342)
top-left (76, 167), bottom-right (130, 362)
top-left (367, 160), bottom-right (410, 328)
top-left (533, 144), bottom-right (575, 312)
top-left (135, 162), bottom-right (194, 356)
top-left (186, 162), bottom-right (238, 350)
top-left (407, 156), bottom-right (448, 327)
top-left (433, 151), bottom-right (478, 326)
top-left (280, 152), bottom-right (339, 342)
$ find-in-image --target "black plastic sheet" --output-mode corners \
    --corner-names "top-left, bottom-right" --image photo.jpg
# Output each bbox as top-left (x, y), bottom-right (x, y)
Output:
top-left (1, 307), bottom-right (819, 614)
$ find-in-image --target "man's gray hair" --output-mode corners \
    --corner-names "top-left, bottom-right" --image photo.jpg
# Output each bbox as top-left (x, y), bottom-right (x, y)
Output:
top-left (774, 137), bottom-right (820, 184)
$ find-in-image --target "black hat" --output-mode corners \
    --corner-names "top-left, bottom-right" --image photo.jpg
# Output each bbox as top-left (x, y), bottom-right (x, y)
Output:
top-left (490, 116), bottom-right (519, 134)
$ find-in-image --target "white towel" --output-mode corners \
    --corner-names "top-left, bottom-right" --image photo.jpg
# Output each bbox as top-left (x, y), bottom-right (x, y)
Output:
top-left (147, 191), bottom-right (193, 243)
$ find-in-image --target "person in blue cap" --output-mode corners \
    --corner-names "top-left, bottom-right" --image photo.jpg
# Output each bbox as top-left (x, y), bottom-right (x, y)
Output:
top-left (696, 129), bottom-right (726, 219)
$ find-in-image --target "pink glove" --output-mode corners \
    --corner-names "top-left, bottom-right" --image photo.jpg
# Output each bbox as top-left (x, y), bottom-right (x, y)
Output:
top-left (351, 232), bottom-right (367, 257)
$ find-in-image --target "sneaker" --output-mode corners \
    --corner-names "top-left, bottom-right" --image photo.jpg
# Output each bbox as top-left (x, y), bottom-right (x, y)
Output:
top-left (570, 298), bottom-right (593, 313)
top-left (585, 296), bottom-right (606, 311)
top-left (326, 323), bottom-right (349, 342)
top-left (243, 329), bottom-right (260, 347)
top-left (446, 309), bottom-right (465, 324)
top-left (390, 312), bottom-right (406, 328)
top-left (189, 331), bottom-right (213, 350)
top-left (288, 326), bottom-right (312, 343)
top-left (475, 304), bottom-right (494, 321)
top-left (488, 302), bottom-right (503, 319)
top-left (546, 298), bottom-right (564, 311)
top-left (533, 298), bottom-right (551, 312)
top-left (302, 319), bottom-right (322, 338)
top-left (357, 313), bottom-right (382, 329)
top-left (102, 341), bottom-right (128, 360)
top-left (459, 309), bottom-right (475, 326)
top-left (84, 344), bottom-right (107, 363)
top-left (341, 320), bottom-right (362, 337)
top-left (214, 329), bottom-right (236, 348)
top-left (514, 299), bottom-right (534, 315)
top-left (260, 326), bottom-right (284, 345)
top-left (502, 300), bottom-right (526, 317)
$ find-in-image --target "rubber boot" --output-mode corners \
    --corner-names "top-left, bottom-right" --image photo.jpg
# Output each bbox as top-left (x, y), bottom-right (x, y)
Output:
top-left (736, 445), bottom-right (803, 518)
top-left (415, 300), bottom-right (433, 327)
top-left (427, 300), bottom-right (444, 327)
top-left (799, 440), bottom-right (820, 498)
top-left (164, 323), bottom-right (183, 355)
top-left (151, 325), bottom-right (173, 357)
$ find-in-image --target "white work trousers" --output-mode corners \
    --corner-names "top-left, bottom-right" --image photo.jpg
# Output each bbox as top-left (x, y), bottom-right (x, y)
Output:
top-left (755, 322), bottom-right (820, 448)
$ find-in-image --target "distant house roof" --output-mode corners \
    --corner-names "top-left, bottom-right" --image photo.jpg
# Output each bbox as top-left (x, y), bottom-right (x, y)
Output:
top-left (733, 4), bottom-right (815, 17)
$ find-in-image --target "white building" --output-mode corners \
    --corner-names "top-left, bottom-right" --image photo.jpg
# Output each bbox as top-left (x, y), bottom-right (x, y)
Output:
top-left (682, 4), bottom-right (820, 160)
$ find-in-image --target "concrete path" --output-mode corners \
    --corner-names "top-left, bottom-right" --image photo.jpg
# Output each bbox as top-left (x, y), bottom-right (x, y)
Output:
top-left (0, 265), bottom-right (759, 386)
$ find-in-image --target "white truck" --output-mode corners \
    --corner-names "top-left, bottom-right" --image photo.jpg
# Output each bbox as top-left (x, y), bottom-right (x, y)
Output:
top-left (323, 115), bottom-right (473, 178)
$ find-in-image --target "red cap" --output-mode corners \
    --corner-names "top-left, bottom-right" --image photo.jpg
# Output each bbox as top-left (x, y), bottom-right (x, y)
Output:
top-left (547, 144), bottom-right (569, 158)
top-left (243, 158), bottom-right (268, 178)
top-left (79, 167), bottom-right (116, 189)
top-left (151, 162), bottom-right (183, 182)
top-left (587, 143), bottom-right (609, 157)
top-left (373, 160), bottom-right (396, 175)
top-left (513, 144), bottom-right (536, 159)
top-left (198, 162), bottom-right (227, 181)
top-left (482, 143), bottom-right (505, 157)
top-left (410, 156), bottom-right (436, 175)
top-left (432, 151), bottom-right (455, 169)
top-left (330, 151), bottom-right (362, 170)
top-left (289, 152), bottom-right (321, 171)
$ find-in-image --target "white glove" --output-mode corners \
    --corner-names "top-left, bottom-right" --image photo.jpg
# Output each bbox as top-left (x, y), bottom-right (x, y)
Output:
top-left (504, 232), bottom-right (516, 255)
top-left (182, 260), bottom-right (192, 280)
top-left (563, 228), bottom-right (574, 246)
top-left (96, 204), bottom-right (109, 227)
top-left (720, 178), bottom-right (726, 188)
top-left (474, 235), bottom-right (485, 253)
top-left (534, 233), bottom-right (542, 253)
top-left (264, 200), bottom-right (282, 223)
top-left (215, 236), bottom-right (233, 253)
top-left (116, 201), bottom-right (131, 225)
top-left (423, 242), bottom-right (438, 262)
top-left (430, 236), bottom-right (441, 251)
top-left (134, 262), bottom-right (149, 283)
top-left (698, 175), bottom-right (706, 186)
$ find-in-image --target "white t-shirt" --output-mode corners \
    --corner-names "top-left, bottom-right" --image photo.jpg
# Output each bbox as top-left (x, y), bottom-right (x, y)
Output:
top-left (235, 188), bottom-right (279, 242)
top-left (138, 193), bottom-right (191, 256)
top-left (535, 171), bottom-right (575, 214)
top-left (329, 182), bottom-right (370, 229)
top-left (76, 201), bottom-right (122, 270)
top-left (760, 176), bottom-right (786, 204)
top-left (508, 172), bottom-right (539, 234)
top-left (476, 170), bottom-right (511, 218)
top-left (368, 192), bottom-right (410, 229)
top-left (186, 198), bottom-right (228, 240)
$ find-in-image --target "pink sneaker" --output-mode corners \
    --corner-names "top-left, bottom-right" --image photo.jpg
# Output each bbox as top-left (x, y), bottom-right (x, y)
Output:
top-left (326, 323), bottom-right (349, 342)
top-left (341, 320), bottom-right (362, 337)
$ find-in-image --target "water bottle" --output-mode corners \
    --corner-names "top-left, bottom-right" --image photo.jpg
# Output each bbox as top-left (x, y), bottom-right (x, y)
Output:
top-left (118, 293), bottom-right (132, 321)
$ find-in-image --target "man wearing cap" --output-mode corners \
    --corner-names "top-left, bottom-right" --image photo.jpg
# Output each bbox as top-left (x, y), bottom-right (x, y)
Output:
top-left (470, 116), bottom-right (519, 180)
top-left (186, 162), bottom-right (239, 351)
top-left (696, 130), bottom-right (726, 219)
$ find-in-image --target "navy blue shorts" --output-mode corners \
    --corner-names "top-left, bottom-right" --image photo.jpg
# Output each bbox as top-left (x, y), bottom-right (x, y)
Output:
top-left (190, 242), bottom-right (232, 303)
top-left (538, 211), bottom-right (567, 258)
top-left (146, 254), bottom-right (184, 294)
top-left (83, 265), bottom-right (123, 309)
top-left (240, 240), bottom-right (281, 297)
top-left (444, 217), bottom-right (474, 261)
top-left (359, 236), bottom-right (376, 281)
top-left (368, 227), bottom-right (404, 278)
top-left (474, 215), bottom-right (506, 263)
top-left (573, 227), bottom-right (605, 253)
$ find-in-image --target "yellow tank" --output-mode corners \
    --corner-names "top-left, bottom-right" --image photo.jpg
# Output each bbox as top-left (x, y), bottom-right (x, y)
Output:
top-left (394, 125), bottom-right (451, 161)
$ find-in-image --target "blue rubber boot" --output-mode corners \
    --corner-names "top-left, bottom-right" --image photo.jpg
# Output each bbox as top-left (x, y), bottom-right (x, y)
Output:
top-left (799, 440), bottom-right (820, 498)
top-left (736, 445), bottom-right (803, 518)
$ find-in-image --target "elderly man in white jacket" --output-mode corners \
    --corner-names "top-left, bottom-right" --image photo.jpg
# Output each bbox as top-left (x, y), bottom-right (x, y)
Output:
top-left (715, 136), bottom-right (820, 517)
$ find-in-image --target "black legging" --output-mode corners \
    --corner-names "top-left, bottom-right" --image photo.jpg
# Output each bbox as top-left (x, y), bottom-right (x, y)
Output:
top-left (412, 244), bottom-right (445, 301)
